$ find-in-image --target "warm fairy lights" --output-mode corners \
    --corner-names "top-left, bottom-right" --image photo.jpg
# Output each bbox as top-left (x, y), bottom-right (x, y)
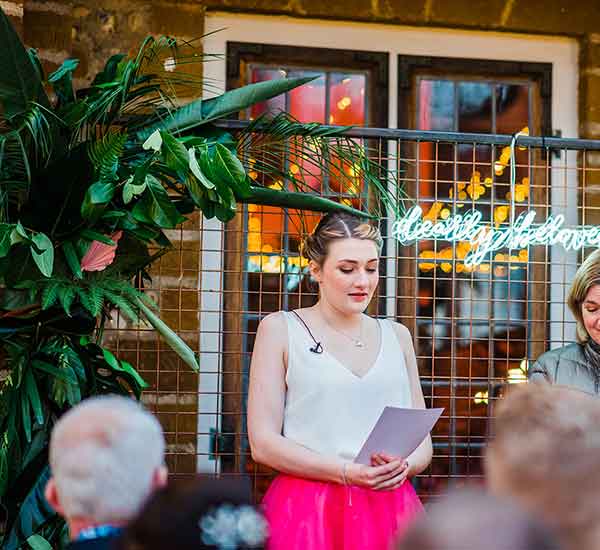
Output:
top-left (414, 127), bottom-right (531, 273)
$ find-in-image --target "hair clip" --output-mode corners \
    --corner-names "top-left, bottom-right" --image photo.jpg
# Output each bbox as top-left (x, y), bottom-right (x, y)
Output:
top-left (199, 503), bottom-right (268, 549)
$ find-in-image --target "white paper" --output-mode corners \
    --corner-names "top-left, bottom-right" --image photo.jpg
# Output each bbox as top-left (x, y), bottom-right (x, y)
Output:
top-left (354, 406), bottom-right (443, 465)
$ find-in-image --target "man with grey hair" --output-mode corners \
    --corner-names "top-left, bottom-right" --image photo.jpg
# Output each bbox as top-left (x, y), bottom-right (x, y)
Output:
top-left (45, 395), bottom-right (167, 549)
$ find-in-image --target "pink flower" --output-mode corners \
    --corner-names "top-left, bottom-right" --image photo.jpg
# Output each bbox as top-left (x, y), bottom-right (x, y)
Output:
top-left (80, 231), bottom-right (123, 272)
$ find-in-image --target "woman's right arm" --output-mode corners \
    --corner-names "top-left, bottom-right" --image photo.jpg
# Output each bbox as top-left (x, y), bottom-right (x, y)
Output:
top-left (248, 312), bottom-right (405, 488)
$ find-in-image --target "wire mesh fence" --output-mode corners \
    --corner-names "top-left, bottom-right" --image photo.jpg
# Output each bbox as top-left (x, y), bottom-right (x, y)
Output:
top-left (103, 122), bottom-right (600, 502)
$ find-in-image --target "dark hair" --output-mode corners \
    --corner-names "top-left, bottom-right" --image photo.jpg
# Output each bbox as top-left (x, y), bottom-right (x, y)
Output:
top-left (301, 212), bottom-right (383, 266)
top-left (117, 476), bottom-right (266, 550)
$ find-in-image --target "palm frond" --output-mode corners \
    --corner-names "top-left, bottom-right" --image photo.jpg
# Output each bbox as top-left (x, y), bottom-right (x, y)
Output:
top-left (237, 113), bottom-right (408, 217)
top-left (136, 76), bottom-right (317, 140)
top-left (87, 130), bottom-right (127, 184)
top-left (0, 104), bottom-right (54, 198)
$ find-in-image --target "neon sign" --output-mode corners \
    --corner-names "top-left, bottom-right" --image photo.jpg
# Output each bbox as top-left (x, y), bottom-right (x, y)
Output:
top-left (392, 206), bottom-right (599, 267)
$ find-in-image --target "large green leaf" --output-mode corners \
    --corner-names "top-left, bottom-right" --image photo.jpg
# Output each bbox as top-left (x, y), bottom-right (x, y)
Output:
top-left (132, 174), bottom-right (186, 228)
top-left (80, 229), bottom-right (116, 246)
top-left (122, 177), bottom-right (147, 204)
top-left (62, 241), bottom-right (82, 279)
top-left (32, 360), bottom-right (76, 384)
top-left (21, 387), bottom-right (32, 442)
top-left (3, 466), bottom-right (55, 550)
top-left (48, 58), bottom-right (79, 106)
top-left (91, 53), bottom-right (126, 86)
top-left (240, 185), bottom-right (374, 218)
top-left (198, 148), bottom-right (236, 213)
top-left (81, 181), bottom-right (115, 220)
top-left (29, 233), bottom-right (53, 278)
top-left (213, 143), bottom-right (251, 198)
top-left (0, 444), bottom-right (8, 497)
top-left (136, 77), bottom-right (315, 140)
top-left (135, 297), bottom-right (199, 371)
top-left (102, 348), bottom-right (148, 391)
top-left (24, 369), bottom-right (44, 426)
top-left (188, 147), bottom-right (215, 190)
top-left (26, 534), bottom-right (53, 550)
top-left (0, 223), bottom-right (15, 257)
top-left (0, 8), bottom-right (50, 118)
top-left (160, 131), bottom-right (188, 174)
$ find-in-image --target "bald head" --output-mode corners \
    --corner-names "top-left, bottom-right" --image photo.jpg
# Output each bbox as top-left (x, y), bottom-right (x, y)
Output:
top-left (47, 396), bottom-right (166, 525)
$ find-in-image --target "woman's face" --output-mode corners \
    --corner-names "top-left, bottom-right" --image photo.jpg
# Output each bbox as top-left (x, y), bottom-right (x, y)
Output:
top-left (311, 238), bottom-right (380, 314)
top-left (582, 284), bottom-right (600, 344)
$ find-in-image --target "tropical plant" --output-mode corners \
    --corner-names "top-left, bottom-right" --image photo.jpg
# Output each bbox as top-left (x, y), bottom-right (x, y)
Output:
top-left (0, 8), bottom-right (402, 549)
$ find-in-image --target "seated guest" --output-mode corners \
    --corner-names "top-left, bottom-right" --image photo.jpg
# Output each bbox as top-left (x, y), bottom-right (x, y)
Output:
top-left (486, 383), bottom-right (600, 550)
top-left (117, 476), bottom-right (268, 550)
top-left (396, 488), bottom-right (560, 550)
top-left (45, 396), bottom-right (167, 549)
top-left (529, 248), bottom-right (600, 394)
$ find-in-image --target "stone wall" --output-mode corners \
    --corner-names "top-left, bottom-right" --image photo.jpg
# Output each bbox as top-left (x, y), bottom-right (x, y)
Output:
top-left (17, 0), bottom-right (600, 140)
top-left (21, 0), bottom-right (204, 88)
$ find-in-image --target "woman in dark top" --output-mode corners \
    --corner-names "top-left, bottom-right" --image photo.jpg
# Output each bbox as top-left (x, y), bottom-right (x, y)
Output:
top-left (529, 248), bottom-right (600, 394)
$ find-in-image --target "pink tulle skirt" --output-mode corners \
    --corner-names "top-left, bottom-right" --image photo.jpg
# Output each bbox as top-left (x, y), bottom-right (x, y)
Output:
top-left (262, 475), bottom-right (424, 550)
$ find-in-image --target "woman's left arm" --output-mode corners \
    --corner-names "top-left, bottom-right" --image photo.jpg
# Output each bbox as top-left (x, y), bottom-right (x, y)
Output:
top-left (393, 322), bottom-right (433, 477)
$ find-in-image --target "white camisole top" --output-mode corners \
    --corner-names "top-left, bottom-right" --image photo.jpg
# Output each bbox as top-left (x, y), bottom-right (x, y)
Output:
top-left (282, 311), bottom-right (413, 461)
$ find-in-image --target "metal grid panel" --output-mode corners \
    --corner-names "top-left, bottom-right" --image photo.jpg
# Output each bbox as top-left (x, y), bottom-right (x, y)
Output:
top-left (103, 125), bottom-right (599, 501)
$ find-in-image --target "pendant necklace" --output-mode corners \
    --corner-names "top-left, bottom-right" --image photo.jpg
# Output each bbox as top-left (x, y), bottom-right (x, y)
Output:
top-left (325, 315), bottom-right (366, 349)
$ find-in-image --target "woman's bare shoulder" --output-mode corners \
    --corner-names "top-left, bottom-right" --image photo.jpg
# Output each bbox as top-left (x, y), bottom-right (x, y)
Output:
top-left (252, 313), bottom-right (288, 366)
top-left (258, 311), bottom-right (287, 334)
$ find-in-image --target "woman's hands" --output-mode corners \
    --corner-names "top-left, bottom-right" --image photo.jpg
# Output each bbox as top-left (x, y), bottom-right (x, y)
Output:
top-left (344, 454), bottom-right (409, 491)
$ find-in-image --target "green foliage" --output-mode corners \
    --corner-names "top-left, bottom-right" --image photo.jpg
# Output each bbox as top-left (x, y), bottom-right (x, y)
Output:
top-left (0, 6), bottom-right (403, 548)
top-left (48, 58), bottom-right (79, 107)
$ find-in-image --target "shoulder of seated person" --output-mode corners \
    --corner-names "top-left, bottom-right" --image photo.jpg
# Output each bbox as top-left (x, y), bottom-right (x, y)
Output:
top-left (537, 342), bottom-right (582, 363)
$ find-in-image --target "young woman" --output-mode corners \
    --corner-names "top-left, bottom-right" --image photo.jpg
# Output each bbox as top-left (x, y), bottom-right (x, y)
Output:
top-left (248, 212), bottom-right (432, 550)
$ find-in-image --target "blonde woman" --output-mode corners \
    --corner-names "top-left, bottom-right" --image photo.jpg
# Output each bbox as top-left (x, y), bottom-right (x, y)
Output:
top-left (529, 248), bottom-right (600, 393)
top-left (248, 212), bottom-right (432, 550)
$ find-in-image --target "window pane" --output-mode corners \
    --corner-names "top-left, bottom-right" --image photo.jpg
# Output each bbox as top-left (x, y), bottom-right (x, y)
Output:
top-left (418, 79), bottom-right (455, 131)
top-left (329, 72), bottom-right (366, 126)
top-left (248, 68), bottom-right (286, 119)
top-left (458, 82), bottom-right (492, 133)
top-left (495, 83), bottom-right (530, 134)
top-left (287, 70), bottom-right (326, 123)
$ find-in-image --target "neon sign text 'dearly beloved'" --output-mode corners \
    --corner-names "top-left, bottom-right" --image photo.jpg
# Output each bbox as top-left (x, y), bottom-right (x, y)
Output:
top-left (392, 206), bottom-right (600, 266)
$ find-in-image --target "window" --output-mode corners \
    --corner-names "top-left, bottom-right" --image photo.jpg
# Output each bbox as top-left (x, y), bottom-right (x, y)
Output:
top-left (221, 43), bottom-right (388, 487)
top-left (397, 55), bottom-right (551, 492)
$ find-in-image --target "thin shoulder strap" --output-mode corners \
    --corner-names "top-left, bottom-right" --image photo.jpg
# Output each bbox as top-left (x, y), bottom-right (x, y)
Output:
top-left (383, 318), bottom-right (408, 364)
top-left (290, 310), bottom-right (323, 354)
